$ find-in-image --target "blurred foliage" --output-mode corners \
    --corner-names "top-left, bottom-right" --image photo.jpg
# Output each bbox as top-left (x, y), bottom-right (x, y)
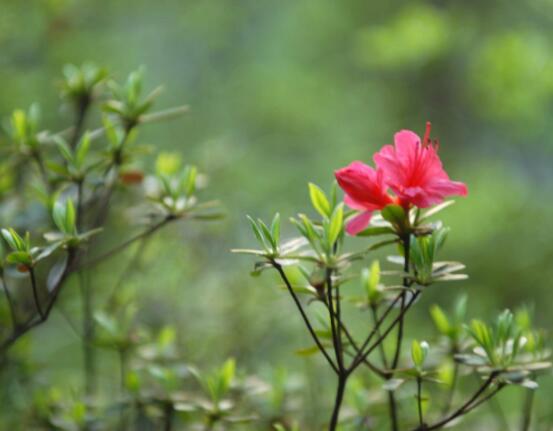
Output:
top-left (0, 0), bottom-right (552, 429)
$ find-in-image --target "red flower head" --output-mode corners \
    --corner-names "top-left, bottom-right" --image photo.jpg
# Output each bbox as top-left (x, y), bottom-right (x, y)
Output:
top-left (334, 161), bottom-right (396, 235)
top-left (373, 122), bottom-right (467, 208)
top-left (335, 122), bottom-right (468, 235)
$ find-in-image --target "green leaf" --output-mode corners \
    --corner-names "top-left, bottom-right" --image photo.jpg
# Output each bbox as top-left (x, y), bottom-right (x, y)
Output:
top-left (454, 295), bottom-right (468, 323)
top-left (65, 199), bottom-right (76, 234)
top-left (2, 228), bottom-right (22, 251)
top-left (430, 305), bottom-right (451, 336)
top-left (308, 183), bottom-right (330, 218)
top-left (12, 109), bottom-right (27, 139)
top-left (411, 340), bottom-right (429, 368)
top-left (467, 320), bottom-right (495, 364)
top-left (6, 251), bottom-right (32, 266)
top-left (246, 216), bottom-right (269, 252)
top-left (271, 213), bottom-right (281, 244)
top-left (298, 214), bottom-right (319, 244)
top-left (55, 137), bottom-right (73, 163)
top-left (75, 131), bottom-right (91, 167)
top-left (220, 358), bottom-right (236, 392)
top-left (381, 204), bottom-right (407, 227)
top-left (182, 165), bottom-right (197, 196)
top-left (295, 345), bottom-right (320, 356)
top-left (357, 226), bottom-right (395, 237)
top-left (362, 260), bottom-right (381, 302)
top-left (156, 152), bottom-right (182, 176)
top-left (258, 218), bottom-right (277, 251)
top-left (327, 203), bottom-right (343, 246)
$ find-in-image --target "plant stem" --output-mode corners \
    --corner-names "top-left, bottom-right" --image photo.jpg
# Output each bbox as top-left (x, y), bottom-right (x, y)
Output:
top-left (520, 388), bottom-right (535, 431)
top-left (412, 373), bottom-right (498, 431)
top-left (417, 376), bottom-right (424, 427)
top-left (329, 374), bottom-right (347, 431)
top-left (349, 293), bottom-right (404, 371)
top-left (326, 269), bottom-right (344, 371)
top-left (82, 217), bottom-right (173, 269)
top-left (349, 291), bottom-right (420, 374)
top-left (0, 248), bottom-right (79, 353)
top-left (387, 235), bottom-right (411, 431)
top-left (330, 307), bottom-right (387, 379)
top-left (163, 402), bottom-right (174, 431)
top-left (29, 268), bottom-right (44, 319)
top-left (69, 96), bottom-right (90, 149)
top-left (273, 263), bottom-right (338, 374)
top-left (387, 392), bottom-right (399, 431)
top-left (390, 235), bottom-right (411, 369)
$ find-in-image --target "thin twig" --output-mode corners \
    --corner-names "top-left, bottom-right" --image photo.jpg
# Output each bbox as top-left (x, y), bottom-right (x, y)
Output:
top-left (349, 292), bottom-right (404, 371)
top-left (81, 217), bottom-right (174, 269)
top-left (412, 373), bottom-right (499, 431)
top-left (348, 291), bottom-right (420, 375)
top-left (29, 268), bottom-right (45, 319)
top-left (326, 270), bottom-right (344, 371)
top-left (273, 263), bottom-right (338, 374)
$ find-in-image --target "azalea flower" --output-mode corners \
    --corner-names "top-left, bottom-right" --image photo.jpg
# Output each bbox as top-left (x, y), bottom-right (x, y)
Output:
top-left (374, 123), bottom-right (467, 208)
top-left (335, 123), bottom-right (468, 235)
top-left (334, 162), bottom-right (396, 235)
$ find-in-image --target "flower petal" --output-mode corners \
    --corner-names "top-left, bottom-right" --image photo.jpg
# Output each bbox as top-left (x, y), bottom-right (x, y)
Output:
top-left (346, 211), bottom-right (373, 236)
top-left (374, 125), bottom-right (468, 208)
top-left (335, 162), bottom-right (392, 209)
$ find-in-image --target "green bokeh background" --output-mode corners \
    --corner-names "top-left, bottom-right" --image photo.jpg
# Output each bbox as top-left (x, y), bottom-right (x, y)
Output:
top-left (1, 0), bottom-right (553, 428)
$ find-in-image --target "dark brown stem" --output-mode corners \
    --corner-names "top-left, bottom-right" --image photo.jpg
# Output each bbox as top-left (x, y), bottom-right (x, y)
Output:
top-left (330, 307), bottom-right (387, 379)
top-left (0, 249), bottom-right (79, 353)
top-left (387, 392), bottom-right (399, 431)
top-left (69, 96), bottom-right (90, 149)
top-left (391, 235), bottom-right (411, 370)
top-left (163, 402), bottom-right (174, 431)
top-left (387, 235), bottom-right (411, 431)
top-left (349, 292), bottom-right (404, 372)
top-left (326, 270), bottom-right (344, 371)
top-left (273, 263), bottom-right (338, 374)
top-left (349, 291), bottom-right (420, 375)
top-left (412, 373), bottom-right (499, 431)
top-left (29, 268), bottom-right (44, 319)
top-left (329, 374), bottom-right (347, 431)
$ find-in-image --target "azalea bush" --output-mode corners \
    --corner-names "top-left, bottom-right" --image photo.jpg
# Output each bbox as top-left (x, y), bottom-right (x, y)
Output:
top-left (0, 64), bottom-right (257, 430)
top-left (237, 124), bottom-right (551, 430)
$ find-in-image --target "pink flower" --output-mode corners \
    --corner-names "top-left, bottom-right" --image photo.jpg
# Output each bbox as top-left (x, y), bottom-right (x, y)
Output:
top-left (334, 161), bottom-right (396, 235)
top-left (335, 122), bottom-right (468, 235)
top-left (373, 123), bottom-right (467, 208)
